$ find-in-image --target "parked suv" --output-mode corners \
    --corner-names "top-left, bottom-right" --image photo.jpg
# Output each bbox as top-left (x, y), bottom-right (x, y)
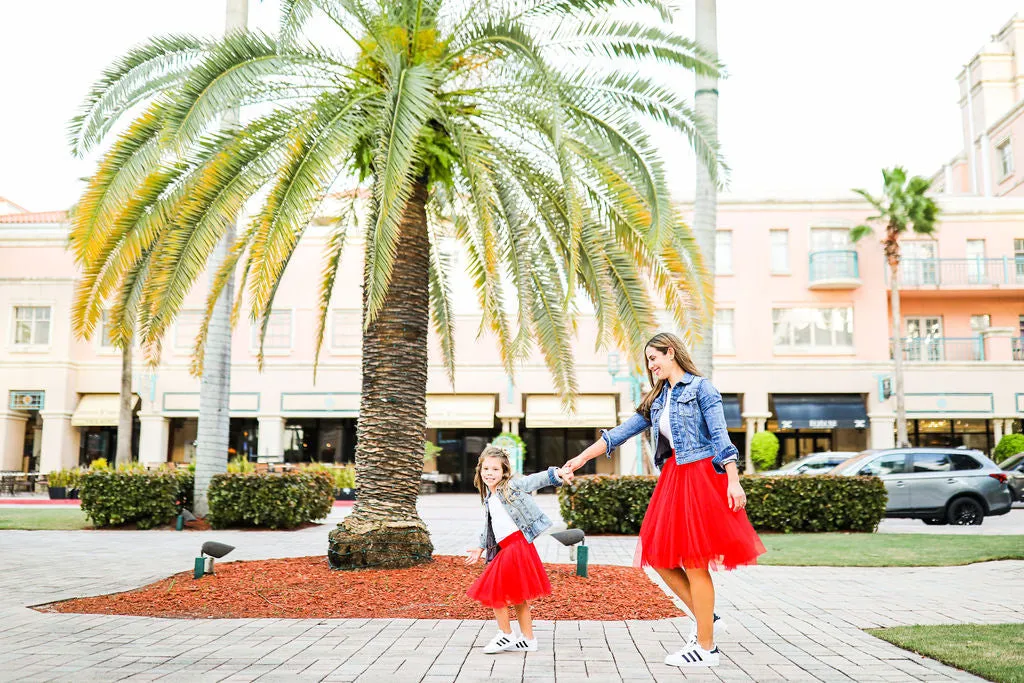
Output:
top-left (999, 451), bottom-right (1024, 502)
top-left (831, 448), bottom-right (1013, 525)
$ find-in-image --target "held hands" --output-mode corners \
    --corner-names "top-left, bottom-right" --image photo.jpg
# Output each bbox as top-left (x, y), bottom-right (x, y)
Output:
top-left (465, 547), bottom-right (484, 565)
top-left (727, 480), bottom-right (747, 511)
top-left (555, 466), bottom-right (575, 484)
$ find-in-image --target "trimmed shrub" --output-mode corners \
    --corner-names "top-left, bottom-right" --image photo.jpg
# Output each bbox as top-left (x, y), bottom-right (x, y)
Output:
top-left (80, 469), bottom-right (192, 529)
top-left (333, 464), bottom-right (356, 490)
top-left (207, 470), bottom-right (334, 529)
top-left (750, 431), bottom-right (780, 471)
top-left (559, 473), bottom-right (887, 534)
top-left (994, 433), bottom-right (1024, 464)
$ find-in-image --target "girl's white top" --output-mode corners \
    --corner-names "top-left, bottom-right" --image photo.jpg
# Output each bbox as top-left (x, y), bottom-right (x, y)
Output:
top-left (659, 400), bottom-right (675, 450)
top-left (488, 491), bottom-right (519, 542)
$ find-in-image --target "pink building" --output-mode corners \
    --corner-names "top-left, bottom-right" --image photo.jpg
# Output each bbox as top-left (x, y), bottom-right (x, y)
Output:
top-left (2, 19), bottom-right (1023, 485)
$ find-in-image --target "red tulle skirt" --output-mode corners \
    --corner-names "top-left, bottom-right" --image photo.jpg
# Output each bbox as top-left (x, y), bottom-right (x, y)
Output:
top-left (635, 455), bottom-right (765, 571)
top-left (467, 531), bottom-right (552, 608)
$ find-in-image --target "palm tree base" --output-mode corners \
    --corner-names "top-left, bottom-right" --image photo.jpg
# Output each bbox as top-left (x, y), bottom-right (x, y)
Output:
top-left (327, 517), bottom-right (434, 570)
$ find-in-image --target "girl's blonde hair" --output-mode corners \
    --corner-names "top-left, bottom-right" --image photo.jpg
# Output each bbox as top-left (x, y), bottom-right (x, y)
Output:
top-left (473, 446), bottom-right (514, 502)
top-left (637, 332), bottom-right (703, 418)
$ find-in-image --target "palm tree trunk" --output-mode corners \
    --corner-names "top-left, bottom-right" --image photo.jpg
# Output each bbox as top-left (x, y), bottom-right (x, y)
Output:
top-left (115, 344), bottom-right (133, 467)
top-left (886, 223), bottom-right (908, 447)
top-left (691, 0), bottom-right (718, 378)
top-left (328, 179), bottom-right (434, 569)
top-left (194, 0), bottom-right (247, 516)
top-left (890, 259), bottom-right (908, 447)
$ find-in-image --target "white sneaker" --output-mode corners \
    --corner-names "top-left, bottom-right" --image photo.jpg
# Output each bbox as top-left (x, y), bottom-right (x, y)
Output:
top-left (508, 637), bottom-right (537, 652)
top-left (483, 631), bottom-right (518, 654)
top-left (665, 642), bottom-right (721, 667)
top-left (687, 613), bottom-right (727, 641)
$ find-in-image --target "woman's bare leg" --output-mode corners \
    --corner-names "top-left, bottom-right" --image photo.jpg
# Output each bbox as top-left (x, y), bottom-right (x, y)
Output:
top-left (513, 602), bottom-right (534, 639)
top-left (686, 568), bottom-right (716, 650)
top-left (653, 567), bottom-right (696, 614)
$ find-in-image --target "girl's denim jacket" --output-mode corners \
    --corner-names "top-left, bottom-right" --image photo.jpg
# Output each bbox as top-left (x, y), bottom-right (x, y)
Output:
top-left (478, 467), bottom-right (563, 562)
top-left (600, 373), bottom-right (738, 473)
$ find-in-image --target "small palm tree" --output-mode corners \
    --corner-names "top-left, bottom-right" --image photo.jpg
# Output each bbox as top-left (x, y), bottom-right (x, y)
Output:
top-left (67, 0), bottom-right (721, 568)
top-left (851, 167), bottom-right (940, 447)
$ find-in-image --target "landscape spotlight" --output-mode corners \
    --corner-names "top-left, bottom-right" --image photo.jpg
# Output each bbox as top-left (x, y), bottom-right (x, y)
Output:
top-left (550, 529), bottom-right (588, 577)
top-left (193, 541), bottom-right (235, 579)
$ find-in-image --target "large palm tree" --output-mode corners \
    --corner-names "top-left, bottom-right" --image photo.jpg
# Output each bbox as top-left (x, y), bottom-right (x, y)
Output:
top-left (67, 0), bottom-right (720, 568)
top-left (851, 167), bottom-right (939, 447)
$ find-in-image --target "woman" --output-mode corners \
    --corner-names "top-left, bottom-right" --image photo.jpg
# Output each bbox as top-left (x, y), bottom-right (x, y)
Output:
top-left (564, 332), bottom-right (764, 668)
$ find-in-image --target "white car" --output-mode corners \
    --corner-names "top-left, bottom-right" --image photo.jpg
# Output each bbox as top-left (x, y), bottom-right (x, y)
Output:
top-left (760, 451), bottom-right (858, 476)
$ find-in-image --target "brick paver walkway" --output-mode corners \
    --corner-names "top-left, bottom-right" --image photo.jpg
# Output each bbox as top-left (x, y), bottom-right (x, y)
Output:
top-left (1, 495), bottom-right (1021, 681)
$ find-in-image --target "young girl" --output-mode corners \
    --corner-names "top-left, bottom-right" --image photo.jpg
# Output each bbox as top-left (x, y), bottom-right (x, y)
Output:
top-left (465, 446), bottom-right (573, 654)
top-left (565, 332), bottom-right (765, 668)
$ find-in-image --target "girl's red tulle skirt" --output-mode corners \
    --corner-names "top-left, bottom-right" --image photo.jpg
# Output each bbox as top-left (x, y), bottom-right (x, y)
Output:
top-left (635, 455), bottom-right (766, 571)
top-left (467, 531), bottom-right (552, 608)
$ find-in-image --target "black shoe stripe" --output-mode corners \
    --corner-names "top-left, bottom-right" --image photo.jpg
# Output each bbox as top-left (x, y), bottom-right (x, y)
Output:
top-left (694, 651), bottom-right (703, 662)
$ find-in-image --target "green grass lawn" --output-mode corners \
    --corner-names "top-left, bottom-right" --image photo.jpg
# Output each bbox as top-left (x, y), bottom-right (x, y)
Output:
top-left (0, 508), bottom-right (92, 530)
top-left (759, 533), bottom-right (1024, 567)
top-left (868, 624), bottom-right (1024, 683)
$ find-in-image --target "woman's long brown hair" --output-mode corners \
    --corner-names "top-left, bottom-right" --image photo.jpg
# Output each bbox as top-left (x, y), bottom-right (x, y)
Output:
top-left (636, 332), bottom-right (702, 418)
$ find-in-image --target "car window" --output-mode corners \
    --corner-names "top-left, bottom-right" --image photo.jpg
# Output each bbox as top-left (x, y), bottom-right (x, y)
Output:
top-left (948, 453), bottom-right (982, 471)
top-left (803, 461), bottom-right (836, 472)
top-left (913, 452), bottom-right (951, 472)
top-left (859, 453), bottom-right (908, 476)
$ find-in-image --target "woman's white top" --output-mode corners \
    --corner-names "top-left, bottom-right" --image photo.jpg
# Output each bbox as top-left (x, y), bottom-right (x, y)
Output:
top-left (659, 401), bottom-right (675, 451)
top-left (488, 492), bottom-right (519, 542)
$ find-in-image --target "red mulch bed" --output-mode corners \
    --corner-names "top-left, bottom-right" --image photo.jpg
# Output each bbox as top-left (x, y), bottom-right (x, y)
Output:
top-left (41, 556), bottom-right (682, 621)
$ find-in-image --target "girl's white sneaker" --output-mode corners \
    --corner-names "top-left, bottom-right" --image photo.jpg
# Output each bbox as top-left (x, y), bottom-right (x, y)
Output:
top-left (483, 631), bottom-right (518, 654)
top-left (664, 642), bottom-right (721, 667)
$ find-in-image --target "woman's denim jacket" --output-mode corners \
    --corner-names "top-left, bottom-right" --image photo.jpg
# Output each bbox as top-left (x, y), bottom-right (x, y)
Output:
top-left (601, 373), bottom-right (738, 473)
top-left (478, 467), bottom-right (563, 562)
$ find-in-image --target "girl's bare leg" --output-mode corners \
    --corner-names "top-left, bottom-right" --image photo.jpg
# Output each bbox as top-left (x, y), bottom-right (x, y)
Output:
top-left (492, 607), bottom-right (513, 634)
top-left (686, 568), bottom-right (716, 650)
top-left (513, 602), bottom-right (534, 639)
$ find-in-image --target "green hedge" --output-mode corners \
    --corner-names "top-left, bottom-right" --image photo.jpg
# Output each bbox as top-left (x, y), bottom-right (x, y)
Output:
top-left (207, 470), bottom-right (334, 529)
top-left (559, 474), bottom-right (887, 534)
top-left (994, 433), bottom-right (1024, 464)
top-left (80, 469), bottom-right (193, 529)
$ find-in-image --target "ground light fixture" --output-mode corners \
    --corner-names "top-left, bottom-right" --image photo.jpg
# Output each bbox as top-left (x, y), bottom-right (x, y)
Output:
top-left (550, 529), bottom-right (588, 577)
top-left (194, 541), bottom-right (235, 579)
top-left (176, 507), bottom-right (197, 531)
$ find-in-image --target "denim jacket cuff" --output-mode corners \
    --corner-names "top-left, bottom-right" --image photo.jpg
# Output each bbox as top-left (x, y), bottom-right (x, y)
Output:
top-left (547, 466), bottom-right (563, 487)
top-left (600, 430), bottom-right (613, 457)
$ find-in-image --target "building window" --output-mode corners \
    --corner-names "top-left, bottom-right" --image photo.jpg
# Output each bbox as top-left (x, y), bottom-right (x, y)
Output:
top-left (713, 309), bottom-right (735, 353)
top-left (810, 227), bottom-right (851, 252)
top-left (251, 310), bottom-right (292, 350)
top-left (966, 239), bottom-right (986, 284)
top-left (1015, 238), bottom-right (1024, 283)
top-left (715, 231), bottom-right (733, 275)
top-left (998, 138), bottom-right (1014, 178)
top-left (13, 306), bottom-right (51, 346)
top-left (174, 310), bottom-right (203, 350)
top-left (772, 307), bottom-right (854, 351)
top-left (99, 310), bottom-right (116, 348)
top-left (331, 309), bottom-right (361, 350)
top-left (770, 230), bottom-right (789, 273)
top-left (969, 315), bottom-right (990, 335)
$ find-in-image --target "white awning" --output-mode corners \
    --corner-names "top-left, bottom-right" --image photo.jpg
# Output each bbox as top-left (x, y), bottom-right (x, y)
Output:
top-left (525, 395), bottom-right (617, 429)
top-left (426, 394), bottom-right (496, 429)
top-left (72, 394), bottom-right (139, 427)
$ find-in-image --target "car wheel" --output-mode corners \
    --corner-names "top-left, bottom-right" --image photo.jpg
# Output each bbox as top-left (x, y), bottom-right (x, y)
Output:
top-left (922, 518), bottom-right (947, 526)
top-left (947, 497), bottom-right (984, 526)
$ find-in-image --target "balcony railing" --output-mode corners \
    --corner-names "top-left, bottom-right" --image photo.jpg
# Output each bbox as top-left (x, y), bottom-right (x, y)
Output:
top-left (808, 250), bottom-right (860, 288)
top-left (890, 337), bottom-right (985, 362)
top-left (895, 257), bottom-right (1024, 288)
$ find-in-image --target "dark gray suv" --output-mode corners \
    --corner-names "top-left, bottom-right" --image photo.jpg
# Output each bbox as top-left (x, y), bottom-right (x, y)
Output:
top-left (832, 448), bottom-right (1013, 525)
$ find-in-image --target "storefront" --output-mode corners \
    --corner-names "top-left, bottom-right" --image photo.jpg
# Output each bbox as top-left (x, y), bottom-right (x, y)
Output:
top-left (73, 394), bottom-right (139, 466)
top-left (768, 394), bottom-right (868, 465)
top-left (520, 395), bottom-right (617, 484)
top-left (907, 419), bottom-right (992, 451)
top-left (722, 394), bottom-right (745, 464)
top-left (282, 418), bottom-right (357, 463)
top-left (425, 394), bottom-right (499, 492)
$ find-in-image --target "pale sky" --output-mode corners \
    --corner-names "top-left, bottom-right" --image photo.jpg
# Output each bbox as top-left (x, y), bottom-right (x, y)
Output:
top-left (2, 1), bottom-right (1023, 212)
